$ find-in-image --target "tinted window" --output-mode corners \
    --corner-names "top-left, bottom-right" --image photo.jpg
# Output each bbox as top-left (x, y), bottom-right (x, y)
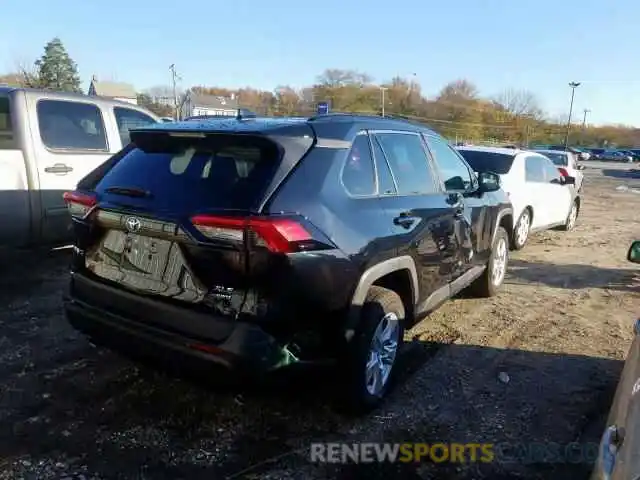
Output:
top-left (371, 136), bottom-right (396, 195)
top-left (425, 135), bottom-right (473, 191)
top-left (96, 134), bottom-right (280, 211)
top-left (114, 107), bottom-right (157, 145)
top-left (525, 156), bottom-right (546, 182)
top-left (341, 134), bottom-right (376, 196)
top-left (375, 133), bottom-right (437, 195)
top-left (0, 94), bottom-right (16, 150)
top-left (37, 100), bottom-right (107, 151)
top-left (457, 150), bottom-right (515, 175)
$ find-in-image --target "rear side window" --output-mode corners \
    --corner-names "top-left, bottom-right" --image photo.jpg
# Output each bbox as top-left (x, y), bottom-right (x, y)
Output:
top-left (114, 107), bottom-right (157, 145)
top-left (0, 94), bottom-right (16, 150)
top-left (96, 134), bottom-right (281, 211)
top-left (341, 134), bottom-right (376, 197)
top-left (374, 132), bottom-right (437, 195)
top-left (457, 150), bottom-right (514, 175)
top-left (37, 100), bottom-right (108, 151)
top-left (525, 156), bottom-right (546, 182)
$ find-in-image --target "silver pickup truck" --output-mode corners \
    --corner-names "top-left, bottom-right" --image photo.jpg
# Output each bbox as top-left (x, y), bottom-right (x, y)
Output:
top-left (0, 87), bottom-right (159, 247)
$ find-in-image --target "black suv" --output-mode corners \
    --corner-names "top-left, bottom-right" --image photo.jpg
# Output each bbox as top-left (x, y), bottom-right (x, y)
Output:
top-left (63, 114), bottom-right (513, 410)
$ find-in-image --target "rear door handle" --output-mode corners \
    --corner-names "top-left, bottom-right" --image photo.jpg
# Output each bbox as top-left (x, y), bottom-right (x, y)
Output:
top-left (393, 213), bottom-right (417, 229)
top-left (44, 163), bottom-right (73, 175)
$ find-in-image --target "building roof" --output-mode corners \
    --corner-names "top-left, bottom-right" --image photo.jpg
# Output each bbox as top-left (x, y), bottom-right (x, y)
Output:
top-left (89, 78), bottom-right (136, 99)
top-left (187, 91), bottom-right (239, 109)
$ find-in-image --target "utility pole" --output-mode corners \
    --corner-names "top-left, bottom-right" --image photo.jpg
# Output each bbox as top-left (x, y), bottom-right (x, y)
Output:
top-left (582, 109), bottom-right (590, 129)
top-left (169, 64), bottom-right (181, 120)
top-left (380, 87), bottom-right (388, 117)
top-left (563, 81), bottom-right (581, 149)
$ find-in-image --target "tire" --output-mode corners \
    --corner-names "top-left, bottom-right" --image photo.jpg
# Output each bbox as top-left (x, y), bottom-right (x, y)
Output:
top-left (560, 200), bottom-right (579, 231)
top-left (469, 226), bottom-right (509, 298)
top-left (511, 209), bottom-right (531, 250)
top-left (342, 286), bottom-right (405, 413)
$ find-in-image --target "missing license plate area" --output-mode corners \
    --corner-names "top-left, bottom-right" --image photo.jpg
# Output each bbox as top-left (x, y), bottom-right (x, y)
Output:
top-left (86, 230), bottom-right (207, 302)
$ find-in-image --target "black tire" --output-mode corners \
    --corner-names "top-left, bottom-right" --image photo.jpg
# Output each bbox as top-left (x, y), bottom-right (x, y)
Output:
top-left (469, 226), bottom-right (509, 298)
top-left (560, 200), bottom-right (579, 231)
top-left (342, 286), bottom-right (405, 413)
top-left (511, 209), bottom-right (531, 250)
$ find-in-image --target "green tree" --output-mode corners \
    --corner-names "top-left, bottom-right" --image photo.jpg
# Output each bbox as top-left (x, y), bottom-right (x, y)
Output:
top-left (34, 38), bottom-right (82, 92)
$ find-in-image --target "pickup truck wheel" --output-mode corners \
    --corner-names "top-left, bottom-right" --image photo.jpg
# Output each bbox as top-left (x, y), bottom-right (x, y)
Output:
top-left (342, 286), bottom-right (405, 413)
top-left (511, 209), bottom-right (531, 250)
top-left (468, 226), bottom-right (509, 298)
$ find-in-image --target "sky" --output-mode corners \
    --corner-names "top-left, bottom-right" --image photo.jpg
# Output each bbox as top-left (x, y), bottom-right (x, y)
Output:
top-left (1, 0), bottom-right (639, 126)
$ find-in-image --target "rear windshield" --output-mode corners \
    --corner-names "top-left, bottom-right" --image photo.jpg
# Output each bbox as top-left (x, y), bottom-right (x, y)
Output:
top-left (457, 150), bottom-right (514, 174)
top-left (95, 134), bottom-right (281, 212)
top-left (538, 151), bottom-right (567, 166)
top-left (0, 94), bottom-right (17, 150)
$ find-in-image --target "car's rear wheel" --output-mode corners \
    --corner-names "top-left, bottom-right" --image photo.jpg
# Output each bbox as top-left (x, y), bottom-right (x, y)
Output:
top-left (343, 286), bottom-right (405, 412)
top-left (512, 209), bottom-right (531, 250)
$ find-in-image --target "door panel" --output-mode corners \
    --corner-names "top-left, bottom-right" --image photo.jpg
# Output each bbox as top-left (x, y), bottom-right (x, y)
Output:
top-left (371, 131), bottom-right (456, 312)
top-left (28, 98), bottom-right (117, 243)
top-left (524, 155), bottom-right (551, 228)
top-left (541, 158), bottom-right (572, 224)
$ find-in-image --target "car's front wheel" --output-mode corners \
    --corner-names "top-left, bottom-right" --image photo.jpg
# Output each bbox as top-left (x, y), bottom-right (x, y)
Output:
top-left (512, 209), bottom-right (531, 250)
top-left (469, 226), bottom-right (509, 298)
top-left (343, 286), bottom-right (405, 412)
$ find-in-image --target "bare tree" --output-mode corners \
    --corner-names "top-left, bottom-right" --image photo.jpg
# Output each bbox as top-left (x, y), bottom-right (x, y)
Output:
top-left (494, 88), bottom-right (543, 119)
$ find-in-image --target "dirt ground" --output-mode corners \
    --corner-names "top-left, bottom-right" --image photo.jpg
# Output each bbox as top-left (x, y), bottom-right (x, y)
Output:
top-left (1, 162), bottom-right (639, 480)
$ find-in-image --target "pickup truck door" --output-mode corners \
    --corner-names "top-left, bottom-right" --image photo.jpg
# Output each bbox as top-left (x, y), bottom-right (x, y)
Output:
top-left (28, 98), bottom-right (156, 244)
top-left (591, 319), bottom-right (640, 480)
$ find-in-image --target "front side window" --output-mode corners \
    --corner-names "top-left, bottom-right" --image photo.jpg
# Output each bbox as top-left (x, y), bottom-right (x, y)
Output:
top-left (425, 134), bottom-right (473, 191)
top-left (341, 133), bottom-right (376, 197)
top-left (114, 107), bottom-right (157, 145)
top-left (541, 158), bottom-right (562, 183)
top-left (374, 132), bottom-right (437, 195)
top-left (37, 100), bottom-right (107, 151)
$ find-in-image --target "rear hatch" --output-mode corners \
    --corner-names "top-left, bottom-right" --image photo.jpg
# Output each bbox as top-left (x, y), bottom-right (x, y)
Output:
top-left (67, 124), bottom-right (321, 321)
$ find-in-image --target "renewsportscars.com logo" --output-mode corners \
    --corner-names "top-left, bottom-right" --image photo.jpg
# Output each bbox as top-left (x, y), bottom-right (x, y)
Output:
top-left (310, 442), bottom-right (600, 465)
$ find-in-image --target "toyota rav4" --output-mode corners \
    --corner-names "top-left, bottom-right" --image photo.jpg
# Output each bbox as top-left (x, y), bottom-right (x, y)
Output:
top-left (63, 114), bottom-right (513, 411)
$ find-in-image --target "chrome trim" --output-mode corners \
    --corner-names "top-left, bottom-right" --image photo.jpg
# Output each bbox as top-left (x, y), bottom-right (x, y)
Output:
top-left (94, 210), bottom-right (190, 242)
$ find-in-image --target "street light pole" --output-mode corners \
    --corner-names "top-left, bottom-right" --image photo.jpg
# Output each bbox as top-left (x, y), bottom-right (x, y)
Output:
top-left (563, 81), bottom-right (581, 148)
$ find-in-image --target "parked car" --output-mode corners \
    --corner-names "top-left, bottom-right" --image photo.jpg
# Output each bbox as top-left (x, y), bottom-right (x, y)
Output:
top-left (591, 149), bottom-right (633, 162)
top-left (546, 145), bottom-right (591, 161)
top-left (590, 240), bottom-right (640, 480)
top-left (63, 114), bottom-right (513, 410)
top-left (456, 146), bottom-right (580, 250)
top-left (617, 149), bottom-right (640, 162)
top-left (533, 148), bottom-right (585, 192)
top-left (0, 86), bottom-right (160, 248)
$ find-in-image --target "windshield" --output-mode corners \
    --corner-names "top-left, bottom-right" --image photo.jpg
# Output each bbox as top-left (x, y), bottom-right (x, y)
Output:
top-left (456, 150), bottom-right (515, 174)
top-left (95, 134), bottom-right (281, 212)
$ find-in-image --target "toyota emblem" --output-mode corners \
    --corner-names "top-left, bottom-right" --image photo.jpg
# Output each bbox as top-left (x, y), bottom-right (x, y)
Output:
top-left (125, 216), bottom-right (142, 233)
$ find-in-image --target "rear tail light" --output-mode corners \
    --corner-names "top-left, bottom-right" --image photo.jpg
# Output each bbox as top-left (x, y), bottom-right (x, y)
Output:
top-left (63, 191), bottom-right (97, 219)
top-left (558, 167), bottom-right (569, 177)
top-left (190, 215), bottom-right (313, 253)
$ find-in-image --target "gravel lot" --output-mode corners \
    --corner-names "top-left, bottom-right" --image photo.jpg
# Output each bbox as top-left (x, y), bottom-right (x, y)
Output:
top-left (1, 162), bottom-right (639, 480)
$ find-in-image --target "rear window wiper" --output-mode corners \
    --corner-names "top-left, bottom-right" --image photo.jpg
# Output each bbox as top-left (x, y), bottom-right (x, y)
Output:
top-left (104, 186), bottom-right (153, 198)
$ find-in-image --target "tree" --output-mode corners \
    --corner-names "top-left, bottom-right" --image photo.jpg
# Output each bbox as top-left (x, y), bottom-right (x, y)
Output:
top-left (0, 73), bottom-right (26, 87)
top-left (136, 93), bottom-right (174, 117)
top-left (33, 38), bottom-right (82, 92)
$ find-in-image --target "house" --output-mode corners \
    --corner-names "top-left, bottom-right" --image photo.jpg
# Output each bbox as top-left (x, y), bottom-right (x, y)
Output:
top-left (88, 75), bottom-right (137, 105)
top-left (180, 91), bottom-right (238, 119)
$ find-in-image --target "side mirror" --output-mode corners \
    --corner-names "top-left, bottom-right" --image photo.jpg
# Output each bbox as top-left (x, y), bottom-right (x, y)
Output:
top-left (477, 171), bottom-right (501, 193)
top-left (562, 176), bottom-right (576, 185)
top-left (628, 241), bottom-right (640, 263)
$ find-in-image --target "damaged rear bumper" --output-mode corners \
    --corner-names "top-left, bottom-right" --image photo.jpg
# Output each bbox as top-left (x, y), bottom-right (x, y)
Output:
top-left (64, 273), bottom-right (300, 373)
